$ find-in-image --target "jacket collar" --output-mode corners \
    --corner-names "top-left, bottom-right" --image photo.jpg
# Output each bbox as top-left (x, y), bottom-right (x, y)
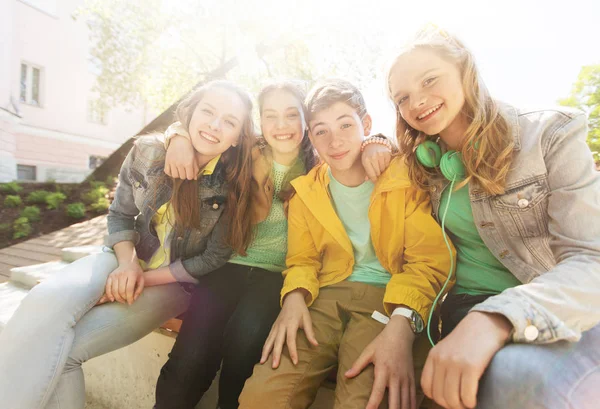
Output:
top-left (291, 158), bottom-right (411, 256)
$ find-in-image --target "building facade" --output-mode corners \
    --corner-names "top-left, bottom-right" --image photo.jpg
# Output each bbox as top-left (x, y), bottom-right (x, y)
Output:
top-left (0, 0), bottom-right (150, 183)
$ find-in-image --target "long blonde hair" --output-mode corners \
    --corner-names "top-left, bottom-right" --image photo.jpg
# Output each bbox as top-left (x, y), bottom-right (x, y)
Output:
top-left (387, 26), bottom-right (514, 194)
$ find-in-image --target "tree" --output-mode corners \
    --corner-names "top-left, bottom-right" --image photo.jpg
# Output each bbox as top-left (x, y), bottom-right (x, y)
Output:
top-left (559, 64), bottom-right (600, 162)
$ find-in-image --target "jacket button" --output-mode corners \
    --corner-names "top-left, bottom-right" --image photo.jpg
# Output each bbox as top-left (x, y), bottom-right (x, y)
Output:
top-left (524, 325), bottom-right (539, 341)
top-left (431, 186), bottom-right (437, 192)
top-left (134, 181), bottom-right (141, 188)
top-left (212, 203), bottom-right (219, 210)
top-left (517, 199), bottom-right (529, 208)
top-left (499, 250), bottom-right (509, 258)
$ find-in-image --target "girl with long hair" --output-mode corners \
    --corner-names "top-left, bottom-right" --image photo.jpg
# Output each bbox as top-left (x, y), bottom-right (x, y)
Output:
top-left (356, 27), bottom-right (600, 409)
top-left (0, 80), bottom-right (256, 409)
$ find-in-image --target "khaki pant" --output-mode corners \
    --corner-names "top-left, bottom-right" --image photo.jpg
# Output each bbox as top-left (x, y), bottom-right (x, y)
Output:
top-left (239, 281), bottom-right (429, 409)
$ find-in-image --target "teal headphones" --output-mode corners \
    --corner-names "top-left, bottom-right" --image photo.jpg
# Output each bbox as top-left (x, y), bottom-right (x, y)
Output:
top-left (416, 140), bottom-right (466, 181)
top-left (415, 139), bottom-right (465, 346)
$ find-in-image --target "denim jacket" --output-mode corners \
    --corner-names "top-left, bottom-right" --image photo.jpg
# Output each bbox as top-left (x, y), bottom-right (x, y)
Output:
top-left (429, 105), bottom-right (600, 344)
top-left (105, 135), bottom-right (232, 284)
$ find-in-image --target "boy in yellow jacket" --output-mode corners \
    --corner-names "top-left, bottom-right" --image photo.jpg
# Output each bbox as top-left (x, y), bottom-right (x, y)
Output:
top-left (239, 79), bottom-right (454, 409)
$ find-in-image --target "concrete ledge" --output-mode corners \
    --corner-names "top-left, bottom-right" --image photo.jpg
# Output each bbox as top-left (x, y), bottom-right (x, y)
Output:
top-left (9, 261), bottom-right (70, 289)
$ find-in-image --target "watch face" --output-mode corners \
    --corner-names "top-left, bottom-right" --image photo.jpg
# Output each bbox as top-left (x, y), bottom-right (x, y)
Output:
top-left (413, 312), bottom-right (424, 334)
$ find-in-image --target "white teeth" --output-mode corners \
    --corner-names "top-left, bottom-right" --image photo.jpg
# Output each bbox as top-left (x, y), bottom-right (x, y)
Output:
top-left (201, 132), bottom-right (219, 143)
top-left (418, 104), bottom-right (442, 120)
top-left (274, 134), bottom-right (293, 140)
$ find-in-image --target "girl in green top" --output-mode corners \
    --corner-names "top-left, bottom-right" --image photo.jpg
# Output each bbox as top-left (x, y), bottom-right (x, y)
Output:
top-left (155, 81), bottom-right (319, 409)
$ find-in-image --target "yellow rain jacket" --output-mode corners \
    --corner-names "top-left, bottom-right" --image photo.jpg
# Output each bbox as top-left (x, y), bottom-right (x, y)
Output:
top-left (281, 158), bottom-right (455, 324)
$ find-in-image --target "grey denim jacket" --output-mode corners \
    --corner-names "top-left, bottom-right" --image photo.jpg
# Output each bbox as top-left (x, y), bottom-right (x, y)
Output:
top-left (429, 105), bottom-right (600, 344)
top-left (105, 135), bottom-right (232, 284)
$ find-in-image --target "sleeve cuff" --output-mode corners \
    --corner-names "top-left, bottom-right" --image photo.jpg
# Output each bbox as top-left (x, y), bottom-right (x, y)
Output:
top-left (169, 259), bottom-right (200, 284)
top-left (470, 293), bottom-right (580, 344)
top-left (104, 230), bottom-right (140, 248)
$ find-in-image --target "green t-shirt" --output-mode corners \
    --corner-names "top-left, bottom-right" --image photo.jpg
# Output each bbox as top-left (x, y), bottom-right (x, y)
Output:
top-left (439, 183), bottom-right (521, 295)
top-left (328, 169), bottom-right (391, 288)
top-left (229, 161), bottom-right (290, 272)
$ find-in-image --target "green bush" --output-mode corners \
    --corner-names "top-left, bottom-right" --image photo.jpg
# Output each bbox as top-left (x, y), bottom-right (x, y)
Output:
top-left (4, 195), bottom-right (22, 208)
top-left (13, 217), bottom-right (31, 239)
top-left (46, 192), bottom-right (66, 210)
top-left (0, 182), bottom-right (23, 194)
top-left (89, 180), bottom-right (106, 189)
top-left (26, 190), bottom-right (51, 204)
top-left (105, 175), bottom-right (116, 186)
top-left (81, 186), bottom-right (109, 204)
top-left (20, 205), bottom-right (41, 222)
top-left (66, 202), bottom-right (86, 219)
top-left (90, 197), bottom-right (110, 213)
top-left (0, 223), bottom-right (10, 232)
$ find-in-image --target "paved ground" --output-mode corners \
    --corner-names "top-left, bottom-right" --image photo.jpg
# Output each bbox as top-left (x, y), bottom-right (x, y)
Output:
top-left (0, 215), bottom-right (107, 283)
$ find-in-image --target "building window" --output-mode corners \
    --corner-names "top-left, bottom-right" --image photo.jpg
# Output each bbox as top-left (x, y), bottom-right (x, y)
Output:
top-left (20, 62), bottom-right (43, 106)
top-left (88, 100), bottom-right (108, 125)
top-left (17, 165), bottom-right (37, 181)
top-left (89, 156), bottom-right (107, 170)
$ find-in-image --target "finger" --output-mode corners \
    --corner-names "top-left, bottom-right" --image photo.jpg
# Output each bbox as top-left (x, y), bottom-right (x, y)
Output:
top-left (133, 275), bottom-right (144, 301)
top-left (96, 294), bottom-right (108, 305)
top-left (421, 355), bottom-right (435, 398)
top-left (260, 329), bottom-right (276, 364)
top-left (409, 377), bottom-right (417, 409)
top-left (118, 275), bottom-right (128, 303)
top-left (345, 347), bottom-right (373, 378)
top-left (177, 165), bottom-right (188, 181)
top-left (112, 276), bottom-right (125, 304)
top-left (164, 164), bottom-right (172, 177)
top-left (185, 164), bottom-right (195, 181)
top-left (271, 327), bottom-right (287, 369)
top-left (302, 313), bottom-right (319, 347)
top-left (366, 369), bottom-right (388, 409)
top-left (388, 376), bottom-right (400, 409)
top-left (378, 153), bottom-right (387, 175)
top-left (460, 368), bottom-right (480, 409)
top-left (444, 366), bottom-right (466, 409)
top-left (365, 159), bottom-right (379, 183)
top-left (193, 164), bottom-right (200, 180)
top-left (431, 363), bottom-right (448, 409)
top-left (287, 325), bottom-right (299, 365)
top-left (384, 151), bottom-right (392, 168)
top-left (125, 275), bottom-right (136, 305)
top-left (401, 379), bottom-right (410, 409)
top-left (105, 276), bottom-right (114, 302)
top-left (170, 166), bottom-right (180, 180)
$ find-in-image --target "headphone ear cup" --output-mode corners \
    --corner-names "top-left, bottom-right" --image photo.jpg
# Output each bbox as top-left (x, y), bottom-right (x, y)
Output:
top-left (415, 141), bottom-right (442, 168)
top-left (440, 151), bottom-right (466, 181)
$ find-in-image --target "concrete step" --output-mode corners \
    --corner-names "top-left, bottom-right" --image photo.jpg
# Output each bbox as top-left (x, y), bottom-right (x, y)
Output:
top-left (9, 261), bottom-right (70, 289)
top-left (62, 245), bottom-right (104, 263)
top-left (0, 282), bottom-right (30, 334)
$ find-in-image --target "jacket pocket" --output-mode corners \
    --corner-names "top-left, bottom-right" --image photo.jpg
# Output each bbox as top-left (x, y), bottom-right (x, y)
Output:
top-left (492, 177), bottom-right (549, 238)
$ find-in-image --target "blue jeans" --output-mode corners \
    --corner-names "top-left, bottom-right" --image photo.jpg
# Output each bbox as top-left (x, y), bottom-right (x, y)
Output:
top-left (0, 252), bottom-right (191, 409)
top-left (441, 293), bottom-right (600, 409)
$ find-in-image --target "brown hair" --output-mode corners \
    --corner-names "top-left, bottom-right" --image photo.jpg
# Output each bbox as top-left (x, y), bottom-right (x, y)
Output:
top-left (305, 78), bottom-right (368, 123)
top-left (257, 80), bottom-right (319, 202)
top-left (170, 80), bottom-right (255, 255)
top-left (386, 26), bottom-right (514, 194)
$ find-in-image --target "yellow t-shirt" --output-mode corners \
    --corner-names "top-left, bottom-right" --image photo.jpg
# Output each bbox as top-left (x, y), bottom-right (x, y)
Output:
top-left (139, 155), bottom-right (221, 270)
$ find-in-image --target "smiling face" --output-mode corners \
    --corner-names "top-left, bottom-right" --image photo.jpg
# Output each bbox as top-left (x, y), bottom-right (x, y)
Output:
top-left (260, 89), bottom-right (306, 159)
top-left (388, 48), bottom-right (467, 142)
top-left (187, 87), bottom-right (248, 158)
top-left (308, 101), bottom-right (371, 175)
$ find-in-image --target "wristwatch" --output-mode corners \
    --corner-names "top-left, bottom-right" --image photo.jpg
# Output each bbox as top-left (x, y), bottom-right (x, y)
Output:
top-left (391, 307), bottom-right (424, 334)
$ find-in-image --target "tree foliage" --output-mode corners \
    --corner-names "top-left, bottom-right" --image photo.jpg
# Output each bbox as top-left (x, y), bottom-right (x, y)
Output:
top-left (560, 64), bottom-right (600, 160)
